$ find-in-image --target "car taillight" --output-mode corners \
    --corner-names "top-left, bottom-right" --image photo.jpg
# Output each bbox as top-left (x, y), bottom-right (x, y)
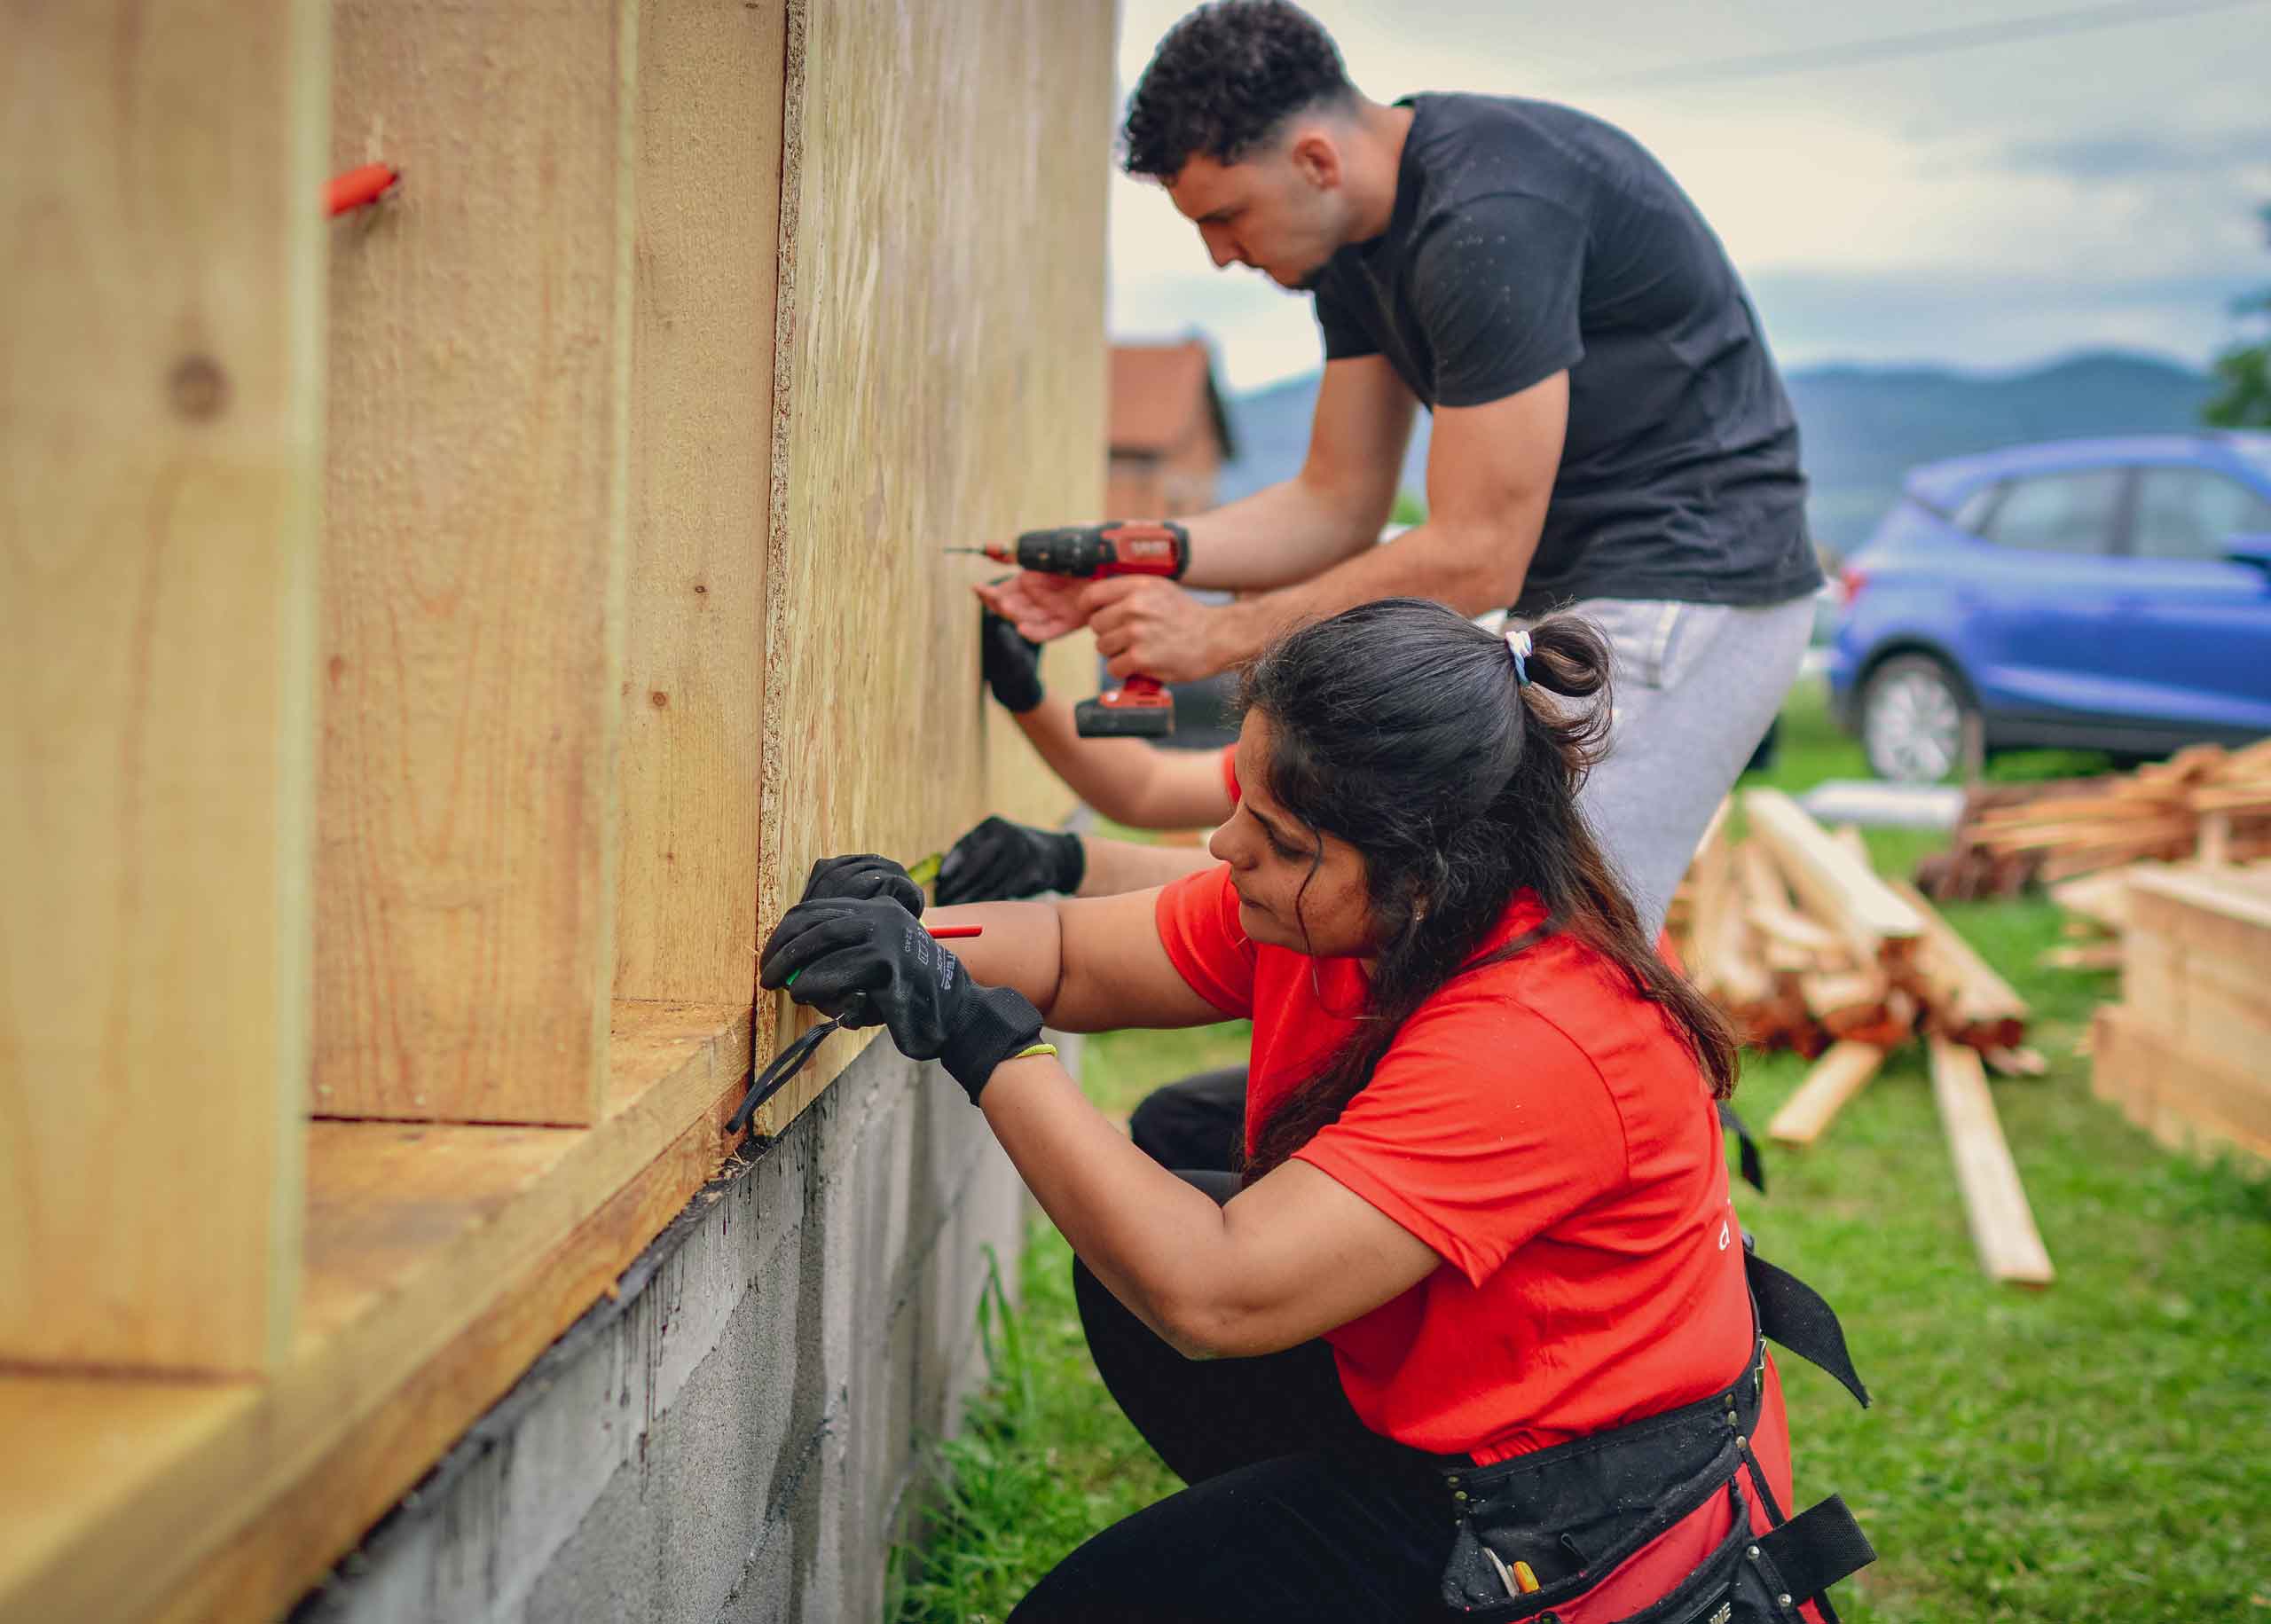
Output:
top-left (1837, 566), bottom-right (1868, 608)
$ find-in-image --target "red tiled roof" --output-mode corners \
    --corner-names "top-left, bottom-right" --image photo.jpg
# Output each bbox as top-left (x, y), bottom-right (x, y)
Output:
top-left (1109, 340), bottom-right (1236, 459)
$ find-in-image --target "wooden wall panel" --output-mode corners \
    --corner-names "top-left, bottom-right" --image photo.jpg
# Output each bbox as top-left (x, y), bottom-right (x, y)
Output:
top-left (0, 0), bottom-right (325, 1372)
top-left (756, 0), bottom-right (1113, 1129)
top-left (318, 1), bottom-right (636, 1125)
top-left (613, 0), bottom-right (788, 1006)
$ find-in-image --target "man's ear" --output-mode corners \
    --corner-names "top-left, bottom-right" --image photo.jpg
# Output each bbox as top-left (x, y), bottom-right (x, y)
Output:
top-left (1286, 128), bottom-right (1342, 191)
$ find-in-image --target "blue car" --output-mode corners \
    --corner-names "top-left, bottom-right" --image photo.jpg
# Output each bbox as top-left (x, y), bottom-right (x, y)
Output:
top-left (1827, 433), bottom-right (2271, 781)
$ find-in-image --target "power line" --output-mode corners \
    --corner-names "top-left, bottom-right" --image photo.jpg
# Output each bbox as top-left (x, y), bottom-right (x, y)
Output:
top-left (1571, 0), bottom-right (2267, 92)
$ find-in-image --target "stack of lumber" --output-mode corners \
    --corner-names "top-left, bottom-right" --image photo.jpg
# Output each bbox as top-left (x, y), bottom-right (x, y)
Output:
top-left (1917, 740), bottom-right (2271, 900)
top-left (2091, 866), bottom-right (2271, 1166)
top-left (1674, 790), bottom-right (2055, 1287)
top-left (1677, 790), bottom-right (2031, 1064)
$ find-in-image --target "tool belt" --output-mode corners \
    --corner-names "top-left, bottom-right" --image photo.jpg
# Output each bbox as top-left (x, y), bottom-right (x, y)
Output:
top-left (1429, 1247), bottom-right (1876, 1622)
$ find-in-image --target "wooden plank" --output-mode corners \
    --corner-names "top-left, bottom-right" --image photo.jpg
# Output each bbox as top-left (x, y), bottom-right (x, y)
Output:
top-left (1745, 789), bottom-right (1925, 965)
top-left (0, 1005), bottom-right (753, 1624)
top-left (1887, 878), bottom-right (2029, 1047)
top-left (1927, 1037), bottom-right (2055, 1288)
top-left (1738, 837), bottom-right (1845, 960)
top-left (2092, 1006), bottom-right (2271, 1165)
top-left (315, 0), bottom-right (636, 1124)
top-left (613, 0), bottom-right (787, 1005)
top-left (1678, 797), bottom-right (1734, 972)
top-left (1767, 1042), bottom-right (1887, 1148)
top-left (756, 0), bottom-right (1115, 1131)
top-left (2048, 865), bottom-right (2152, 932)
top-left (0, 0), bottom-right (323, 1374)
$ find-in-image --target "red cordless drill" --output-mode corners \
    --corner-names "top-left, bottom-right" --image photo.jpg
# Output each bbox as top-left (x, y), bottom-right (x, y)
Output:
top-left (951, 520), bottom-right (1191, 738)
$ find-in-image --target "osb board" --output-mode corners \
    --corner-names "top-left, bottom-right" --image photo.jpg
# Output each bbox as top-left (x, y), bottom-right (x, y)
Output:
top-left (613, 0), bottom-right (789, 1006)
top-left (0, 0), bottom-right (323, 1374)
top-left (317, 0), bottom-right (634, 1124)
top-left (0, 1004), bottom-right (752, 1624)
top-left (755, 0), bottom-right (1113, 1130)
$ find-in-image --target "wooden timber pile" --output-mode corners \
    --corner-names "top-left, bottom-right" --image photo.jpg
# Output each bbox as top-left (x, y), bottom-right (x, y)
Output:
top-left (1672, 789), bottom-right (2055, 1286)
top-left (2089, 866), bottom-right (2271, 1166)
top-left (1916, 739), bottom-right (2271, 901)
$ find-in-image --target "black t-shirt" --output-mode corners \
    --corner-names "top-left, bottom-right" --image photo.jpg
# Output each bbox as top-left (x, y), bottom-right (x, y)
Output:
top-left (1313, 94), bottom-right (1821, 614)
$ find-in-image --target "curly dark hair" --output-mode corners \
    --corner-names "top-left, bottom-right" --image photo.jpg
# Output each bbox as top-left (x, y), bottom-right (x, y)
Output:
top-left (1121, 1), bottom-right (1356, 179)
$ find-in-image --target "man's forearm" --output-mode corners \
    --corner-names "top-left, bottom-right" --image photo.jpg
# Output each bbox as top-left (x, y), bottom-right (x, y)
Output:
top-left (1208, 517), bottom-right (1536, 667)
top-left (1177, 475), bottom-right (1385, 593)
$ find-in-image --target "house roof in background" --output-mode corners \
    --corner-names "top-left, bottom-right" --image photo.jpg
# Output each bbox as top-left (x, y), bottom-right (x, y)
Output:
top-left (1109, 339), bottom-right (1237, 461)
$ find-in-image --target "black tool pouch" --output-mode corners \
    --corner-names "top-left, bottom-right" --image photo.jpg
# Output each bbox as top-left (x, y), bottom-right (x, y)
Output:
top-left (1435, 1249), bottom-right (1876, 1621)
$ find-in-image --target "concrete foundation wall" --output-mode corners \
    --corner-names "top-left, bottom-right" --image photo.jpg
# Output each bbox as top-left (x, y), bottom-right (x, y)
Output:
top-left (295, 1034), bottom-right (1060, 1624)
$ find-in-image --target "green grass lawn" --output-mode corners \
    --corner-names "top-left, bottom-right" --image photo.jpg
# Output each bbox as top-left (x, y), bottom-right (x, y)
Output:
top-left (891, 682), bottom-right (2270, 1624)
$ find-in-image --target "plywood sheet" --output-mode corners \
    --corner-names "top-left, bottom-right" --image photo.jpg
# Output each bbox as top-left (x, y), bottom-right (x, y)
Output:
top-left (756, 0), bottom-right (1113, 1129)
top-left (317, 0), bottom-right (637, 1123)
top-left (0, 0), bottom-right (323, 1373)
top-left (613, 0), bottom-right (788, 1005)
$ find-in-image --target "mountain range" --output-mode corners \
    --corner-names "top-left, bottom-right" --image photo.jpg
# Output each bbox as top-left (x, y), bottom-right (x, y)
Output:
top-left (1214, 349), bottom-right (2219, 559)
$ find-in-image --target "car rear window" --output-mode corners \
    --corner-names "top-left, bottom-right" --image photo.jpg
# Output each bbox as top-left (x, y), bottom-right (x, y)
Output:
top-left (2132, 467), bottom-right (2271, 561)
top-left (1979, 469), bottom-right (2124, 555)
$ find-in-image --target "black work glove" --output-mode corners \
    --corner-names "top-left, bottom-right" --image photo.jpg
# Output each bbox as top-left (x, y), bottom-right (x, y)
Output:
top-left (980, 608), bottom-right (1046, 715)
top-left (797, 853), bottom-right (924, 916)
top-left (934, 815), bottom-right (1084, 905)
top-left (758, 897), bottom-right (1043, 1104)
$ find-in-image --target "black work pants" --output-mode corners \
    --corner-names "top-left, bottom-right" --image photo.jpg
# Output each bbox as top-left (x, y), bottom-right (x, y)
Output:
top-left (1012, 1171), bottom-right (1465, 1623)
top-left (1126, 1064), bottom-right (1248, 1174)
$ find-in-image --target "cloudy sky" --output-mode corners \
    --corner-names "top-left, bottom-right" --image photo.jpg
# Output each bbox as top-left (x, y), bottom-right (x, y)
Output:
top-left (1106, 0), bottom-right (2271, 391)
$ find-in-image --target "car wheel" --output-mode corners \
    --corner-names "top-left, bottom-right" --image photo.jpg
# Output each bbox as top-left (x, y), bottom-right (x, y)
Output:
top-left (1861, 655), bottom-right (1973, 783)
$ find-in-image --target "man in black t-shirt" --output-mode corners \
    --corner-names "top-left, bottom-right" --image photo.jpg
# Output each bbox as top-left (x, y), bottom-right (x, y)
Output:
top-left (983, 0), bottom-right (1820, 937)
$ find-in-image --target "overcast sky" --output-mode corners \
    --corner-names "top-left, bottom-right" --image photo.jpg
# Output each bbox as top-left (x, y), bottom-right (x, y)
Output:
top-left (1106, 0), bottom-right (2271, 391)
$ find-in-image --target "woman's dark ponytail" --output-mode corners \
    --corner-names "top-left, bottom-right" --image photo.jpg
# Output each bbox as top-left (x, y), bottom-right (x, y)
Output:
top-left (1239, 600), bottom-right (1738, 1185)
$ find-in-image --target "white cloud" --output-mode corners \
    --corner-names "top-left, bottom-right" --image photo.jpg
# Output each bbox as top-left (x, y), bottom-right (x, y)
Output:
top-left (1111, 0), bottom-right (2271, 388)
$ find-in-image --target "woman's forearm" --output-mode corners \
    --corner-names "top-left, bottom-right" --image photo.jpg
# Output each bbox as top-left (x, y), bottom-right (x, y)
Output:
top-left (980, 1053), bottom-right (1236, 1354)
top-left (922, 899), bottom-right (1067, 1017)
top-left (1076, 838), bottom-right (1218, 898)
top-left (1011, 700), bottom-right (1231, 830)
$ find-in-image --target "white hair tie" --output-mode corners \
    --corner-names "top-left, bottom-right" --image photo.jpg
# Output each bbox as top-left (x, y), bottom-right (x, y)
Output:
top-left (1505, 628), bottom-right (1533, 687)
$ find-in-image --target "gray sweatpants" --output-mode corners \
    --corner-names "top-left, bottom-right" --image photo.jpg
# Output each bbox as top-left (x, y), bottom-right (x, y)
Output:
top-left (1513, 595), bottom-right (1815, 941)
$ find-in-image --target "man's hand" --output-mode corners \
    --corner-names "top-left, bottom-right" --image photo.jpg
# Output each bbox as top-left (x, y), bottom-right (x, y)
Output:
top-left (975, 573), bottom-right (1090, 642)
top-left (1083, 577), bottom-right (1239, 683)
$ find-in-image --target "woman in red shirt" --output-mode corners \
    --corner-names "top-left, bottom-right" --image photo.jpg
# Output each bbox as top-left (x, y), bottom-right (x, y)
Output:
top-left (761, 599), bottom-right (1870, 1621)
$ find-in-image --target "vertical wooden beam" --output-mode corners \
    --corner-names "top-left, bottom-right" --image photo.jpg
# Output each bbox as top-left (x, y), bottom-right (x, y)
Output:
top-left (318, 0), bottom-right (637, 1125)
top-left (0, 0), bottom-right (325, 1372)
top-left (612, 0), bottom-right (787, 1007)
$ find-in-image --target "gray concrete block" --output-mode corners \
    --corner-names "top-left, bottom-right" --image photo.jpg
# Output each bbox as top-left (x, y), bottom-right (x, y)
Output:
top-left (294, 1033), bottom-right (1065, 1624)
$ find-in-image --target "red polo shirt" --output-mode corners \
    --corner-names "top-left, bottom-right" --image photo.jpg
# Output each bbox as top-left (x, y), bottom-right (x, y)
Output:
top-left (1154, 863), bottom-right (1753, 1463)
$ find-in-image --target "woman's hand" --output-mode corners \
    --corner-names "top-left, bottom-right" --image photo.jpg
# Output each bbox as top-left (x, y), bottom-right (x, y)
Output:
top-left (758, 896), bottom-right (1043, 1104)
top-left (935, 816), bottom-right (1084, 904)
top-left (796, 852), bottom-right (924, 916)
top-left (978, 608), bottom-right (1047, 714)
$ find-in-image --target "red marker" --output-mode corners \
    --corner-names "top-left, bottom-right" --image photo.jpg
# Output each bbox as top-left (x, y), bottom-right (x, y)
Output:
top-left (926, 925), bottom-right (983, 940)
top-left (326, 162), bottom-right (399, 217)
